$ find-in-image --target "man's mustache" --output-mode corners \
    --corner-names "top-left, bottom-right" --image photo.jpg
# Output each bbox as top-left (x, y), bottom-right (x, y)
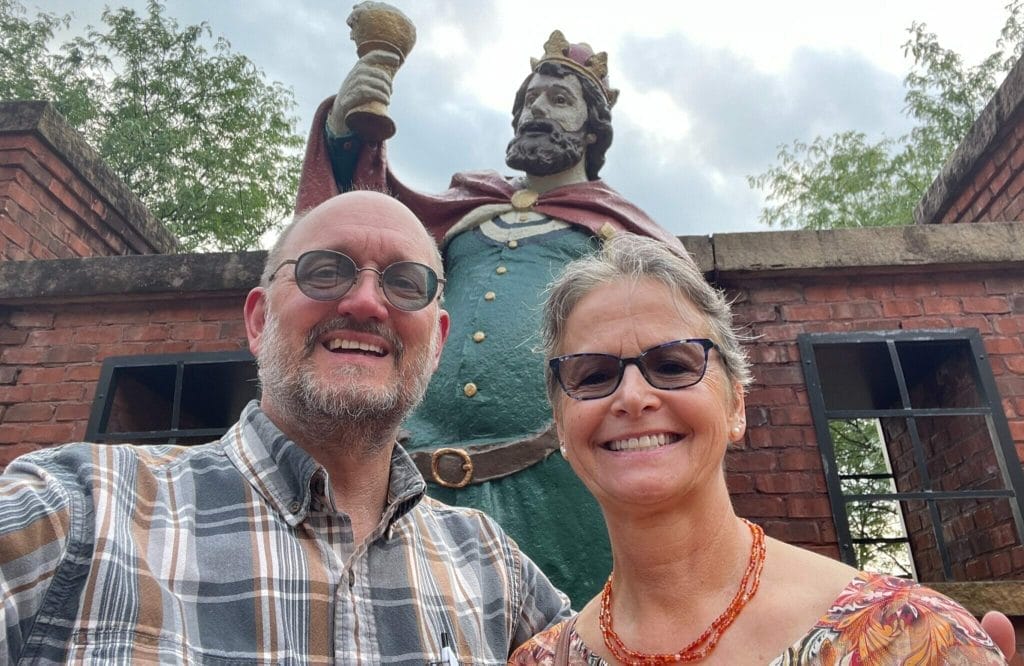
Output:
top-left (302, 317), bottom-right (403, 358)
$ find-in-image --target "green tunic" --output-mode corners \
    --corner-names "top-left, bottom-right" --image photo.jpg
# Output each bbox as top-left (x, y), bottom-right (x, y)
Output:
top-left (403, 212), bottom-right (610, 607)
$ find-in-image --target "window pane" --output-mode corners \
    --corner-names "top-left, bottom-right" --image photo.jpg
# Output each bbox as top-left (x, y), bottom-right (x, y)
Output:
top-left (845, 499), bottom-right (913, 577)
top-left (106, 364), bottom-right (177, 433)
top-left (895, 339), bottom-right (982, 409)
top-left (813, 342), bottom-right (900, 410)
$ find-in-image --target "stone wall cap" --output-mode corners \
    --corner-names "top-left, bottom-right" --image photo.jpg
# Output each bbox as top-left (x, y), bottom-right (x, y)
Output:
top-left (0, 250), bottom-right (264, 303)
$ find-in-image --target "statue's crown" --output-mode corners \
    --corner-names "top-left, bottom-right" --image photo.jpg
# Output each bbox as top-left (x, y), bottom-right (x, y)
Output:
top-left (530, 30), bottom-right (619, 108)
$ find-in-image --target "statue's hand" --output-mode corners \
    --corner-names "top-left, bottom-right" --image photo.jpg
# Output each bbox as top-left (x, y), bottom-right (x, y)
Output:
top-left (327, 50), bottom-right (401, 136)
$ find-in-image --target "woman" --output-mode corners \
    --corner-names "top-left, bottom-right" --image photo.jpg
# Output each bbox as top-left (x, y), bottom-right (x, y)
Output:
top-left (510, 234), bottom-right (1008, 664)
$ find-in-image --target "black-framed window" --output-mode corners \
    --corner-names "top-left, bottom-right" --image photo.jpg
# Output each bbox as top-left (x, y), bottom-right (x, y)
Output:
top-left (86, 351), bottom-right (259, 446)
top-left (799, 329), bottom-right (1024, 581)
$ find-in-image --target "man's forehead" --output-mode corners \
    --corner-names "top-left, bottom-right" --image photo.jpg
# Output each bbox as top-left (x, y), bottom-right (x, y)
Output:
top-left (286, 207), bottom-right (433, 264)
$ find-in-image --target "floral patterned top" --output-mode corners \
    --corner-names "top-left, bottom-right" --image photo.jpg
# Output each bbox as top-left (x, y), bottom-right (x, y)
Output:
top-left (508, 572), bottom-right (1008, 665)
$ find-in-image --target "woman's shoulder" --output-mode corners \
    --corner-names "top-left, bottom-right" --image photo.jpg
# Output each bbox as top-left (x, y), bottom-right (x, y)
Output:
top-left (781, 572), bottom-right (1007, 664)
top-left (509, 616), bottom-right (605, 666)
top-left (508, 619), bottom-right (568, 665)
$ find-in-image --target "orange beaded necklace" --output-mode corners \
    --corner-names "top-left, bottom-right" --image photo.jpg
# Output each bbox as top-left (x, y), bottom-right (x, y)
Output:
top-left (599, 518), bottom-right (766, 664)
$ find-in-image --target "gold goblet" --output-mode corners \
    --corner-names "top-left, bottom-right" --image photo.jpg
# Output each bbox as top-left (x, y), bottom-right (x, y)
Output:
top-left (345, 1), bottom-right (416, 142)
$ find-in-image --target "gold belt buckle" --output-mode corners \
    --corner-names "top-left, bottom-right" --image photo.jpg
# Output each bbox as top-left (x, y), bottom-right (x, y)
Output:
top-left (431, 447), bottom-right (473, 488)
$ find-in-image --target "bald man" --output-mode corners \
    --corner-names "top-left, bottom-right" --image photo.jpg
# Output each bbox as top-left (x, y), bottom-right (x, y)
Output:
top-left (0, 191), bottom-right (570, 665)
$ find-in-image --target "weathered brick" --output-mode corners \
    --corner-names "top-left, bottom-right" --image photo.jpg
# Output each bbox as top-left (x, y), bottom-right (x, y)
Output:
top-left (986, 337), bottom-right (1024, 355)
top-left (843, 282), bottom-right (892, 299)
top-left (732, 495), bottom-right (785, 518)
top-left (756, 366), bottom-right (805, 386)
top-left (5, 403), bottom-right (54, 422)
top-left (962, 296), bottom-right (1010, 314)
top-left (1, 347), bottom-right (46, 365)
top-left (769, 406), bottom-right (813, 426)
top-left (0, 443), bottom-right (43, 468)
top-left (43, 345), bottom-right (96, 364)
top-left (55, 403), bottom-right (91, 422)
top-left (726, 450), bottom-right (777, 473)
top-left (764, 519), bottom-right (822, 544)
top-left (785, 497), bottom-right (832, 518)
top-left (30, 383), bottom-right (85, 402)
top-left (26, 329), bottom-right (73, 347)
top-left (939, 281), bottom-right (987, 297)
top-left (65, 365), bottom-right (101, 382)
top-left (921, 297), bottom-right (962, 315)
top-left (756, 472), bottom-right (822, 494)
top-left (73, 326), bottom-right (124, 345)
top-left (748, 286), bottom-right (804, 304)
top-left (882, 300), bottom-right (923, 317)
top-left (8, 311), bottom-right (54, 328)
top-left (23, 423), bottom-right (75, 444)
top-left (781, 304), bottom-right (831, 322)
top-left (752, 323), bottom-right (806, 343)
top-left (170, 323), bottom-right (221, 341)
top-left (0, 385), bottom-right (31, 403)
top-left (778, 449), bottom-right (821, 471)
top-left (830, 302), bottom-right (883, 320)
top-left (892, 282), bottom-right (937, 298)
top-left (803, 284), bottom-right (850, 302)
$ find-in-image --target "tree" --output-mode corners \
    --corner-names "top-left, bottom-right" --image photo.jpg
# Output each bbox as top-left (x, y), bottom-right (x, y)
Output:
top-left (749, 2), bottom-right (1024, 229)
top-left (0, 0), bottom-right (302, 250)
top-left (830, 419), bottom-right (914, 576)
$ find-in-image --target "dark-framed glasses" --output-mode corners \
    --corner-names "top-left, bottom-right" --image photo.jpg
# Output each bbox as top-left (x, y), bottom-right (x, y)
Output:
top-left (268, 249), bottom-right (445, 311)
top-left (549, 338), bottom-right (716, 400)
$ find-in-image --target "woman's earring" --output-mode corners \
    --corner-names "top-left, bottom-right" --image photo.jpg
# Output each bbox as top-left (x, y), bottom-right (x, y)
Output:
top-left (559, 443), bottom-right (568, 457)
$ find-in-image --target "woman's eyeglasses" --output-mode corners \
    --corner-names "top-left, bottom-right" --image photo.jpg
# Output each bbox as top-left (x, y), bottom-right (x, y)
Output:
top-left (269, 249), bottom-right (444, 311)
top-left (549, 338), bottom-right (716, 400)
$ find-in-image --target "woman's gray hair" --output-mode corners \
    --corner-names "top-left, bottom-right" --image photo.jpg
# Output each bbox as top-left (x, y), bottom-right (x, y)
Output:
top-left (540, 233), bottom-right (752, 405)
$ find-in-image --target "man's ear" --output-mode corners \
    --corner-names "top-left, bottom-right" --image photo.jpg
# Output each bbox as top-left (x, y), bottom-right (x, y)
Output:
top-left (433, 308), bottom-right (451, 369)
top-left (243, 288), bottom-right (268, 356)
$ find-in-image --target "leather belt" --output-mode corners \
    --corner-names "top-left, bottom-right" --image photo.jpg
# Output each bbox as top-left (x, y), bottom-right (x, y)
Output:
top-left (408, 424), bottom-right (559, 488)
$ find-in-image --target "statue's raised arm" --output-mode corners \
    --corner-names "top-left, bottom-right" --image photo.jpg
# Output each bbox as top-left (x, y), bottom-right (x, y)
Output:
top-left (327, 2), bottom-right (414, 141)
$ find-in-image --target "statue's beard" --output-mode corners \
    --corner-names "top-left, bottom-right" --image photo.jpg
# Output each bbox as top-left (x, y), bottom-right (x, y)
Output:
top-left (505, 119), bottom-right (587, 177)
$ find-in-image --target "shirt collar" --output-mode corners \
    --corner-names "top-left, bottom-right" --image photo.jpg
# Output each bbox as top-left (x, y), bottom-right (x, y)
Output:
top-left (225, 401), bottom-right (427, 529)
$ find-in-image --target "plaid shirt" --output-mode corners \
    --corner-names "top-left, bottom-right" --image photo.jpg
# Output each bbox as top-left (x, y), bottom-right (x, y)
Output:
top-left (0, 401), bottom-right (570, 664)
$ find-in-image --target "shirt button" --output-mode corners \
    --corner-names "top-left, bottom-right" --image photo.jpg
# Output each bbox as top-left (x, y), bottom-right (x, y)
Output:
top-left (289, 500), bottom-right (301, 513)
top-left (473, 331), bottom-right (486, 343)
top-left (496, 266), bottom-right (507, 275)
top-left (507, 239), bottom-right (518, 249)
top-left (463, 382), bottom-right (478, 397)
top-left (484, 291), bottom-right (496, 301)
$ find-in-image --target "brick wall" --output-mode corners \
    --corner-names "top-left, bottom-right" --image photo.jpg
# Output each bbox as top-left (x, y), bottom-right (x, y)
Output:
top-left (0, 295), bottom-right (248, 468)
top-left (0, 101), bottom-right (177, 260)
top-left (916, 52), bottom-right (1024, 227)
top-left (722, 269), bottom-right (1024, 574)
top-left (932, 108), bottom-right (1024, 225)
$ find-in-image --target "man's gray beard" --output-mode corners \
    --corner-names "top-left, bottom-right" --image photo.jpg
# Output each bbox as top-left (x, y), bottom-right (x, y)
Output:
top-left (257, 312), bottom-right (437, 446)
top-left (505, 124), bottom-right (588, 176)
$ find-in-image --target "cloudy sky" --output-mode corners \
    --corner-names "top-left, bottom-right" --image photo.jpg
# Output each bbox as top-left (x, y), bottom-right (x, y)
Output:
top-left (35, 1), bottom-right (1013, 236)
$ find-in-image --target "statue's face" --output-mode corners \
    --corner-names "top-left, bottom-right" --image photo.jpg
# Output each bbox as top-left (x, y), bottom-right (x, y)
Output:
top-left (516, 73), bottom-right (589, 134)
top-left (506, 72), bottom-right (590, 177)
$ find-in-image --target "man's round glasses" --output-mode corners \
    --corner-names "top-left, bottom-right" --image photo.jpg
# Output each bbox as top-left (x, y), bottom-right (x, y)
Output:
top-left (268, 249), bottom-right (445, 311)
top-left (549, 338), bottom-right (716, 400)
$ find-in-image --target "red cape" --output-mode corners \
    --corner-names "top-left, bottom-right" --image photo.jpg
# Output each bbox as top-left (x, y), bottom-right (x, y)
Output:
top-left (296, 96), bottom-right (684, 249)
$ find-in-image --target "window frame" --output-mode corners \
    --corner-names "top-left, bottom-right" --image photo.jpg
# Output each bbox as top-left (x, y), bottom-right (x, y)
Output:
top-left (798, 328), bottom-right (1024, 579)
top-left (85, 350), bottom-right (257, 445)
